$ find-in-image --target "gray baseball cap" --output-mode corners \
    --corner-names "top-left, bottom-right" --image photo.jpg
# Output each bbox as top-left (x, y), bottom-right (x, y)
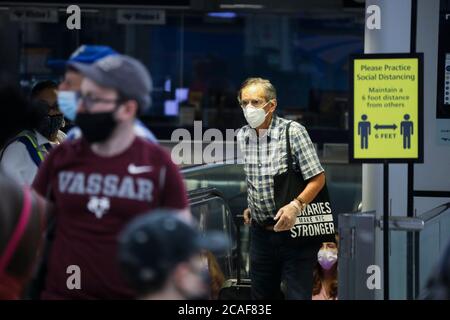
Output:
top-left (68, 54), bottom-right (153, 111)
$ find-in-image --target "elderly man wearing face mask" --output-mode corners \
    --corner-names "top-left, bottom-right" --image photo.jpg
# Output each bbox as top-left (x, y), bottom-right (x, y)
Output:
top-left (0, 81), bottom-right (66, 185)
top-left (236, 78), bottom-right (326, 300)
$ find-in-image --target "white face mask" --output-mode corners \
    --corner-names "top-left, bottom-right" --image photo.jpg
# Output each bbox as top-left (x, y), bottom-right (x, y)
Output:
top-left (317, 249), bottom-right (338, 270)
top-left (242, 101), bottom-right (270, 128)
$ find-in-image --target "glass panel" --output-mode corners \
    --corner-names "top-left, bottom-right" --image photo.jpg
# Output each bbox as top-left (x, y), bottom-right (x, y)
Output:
top-left (183, 161), bottom-right (363, 280)
top-left (184, 164), bottom-right (250, 279)
top-left (387, 205), bottom-right (450, 300)
top-left (388, 230), bottom-right (408, 299)
top-left (418, 210), bottom-right (450, 293)
top-left (190, 196), bottom-right (234, 281)
top-left (183, 162), bottom-right (362, 215)
top-left (322, 163), bottom-right (362, 214)
top-left (419, 221), bottom-right (440, 292)
top-left (183, 163), bottom-right (247, 216)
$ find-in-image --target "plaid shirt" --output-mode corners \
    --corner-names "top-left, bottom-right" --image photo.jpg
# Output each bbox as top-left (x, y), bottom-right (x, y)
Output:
top-left (237, 114), bottom-right (324, 224)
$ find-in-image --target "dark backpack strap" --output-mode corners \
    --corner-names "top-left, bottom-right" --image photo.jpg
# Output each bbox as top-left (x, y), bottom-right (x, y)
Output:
top-left (285, 121), bottom-right (294, 171)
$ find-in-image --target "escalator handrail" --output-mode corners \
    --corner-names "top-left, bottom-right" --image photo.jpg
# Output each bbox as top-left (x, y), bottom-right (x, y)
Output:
top-left (181, 161), bottom-right (243, 173)
top-left (188, 187), bottom-right (239, 234)
top-left (188, 187), bottom-right (227, 203)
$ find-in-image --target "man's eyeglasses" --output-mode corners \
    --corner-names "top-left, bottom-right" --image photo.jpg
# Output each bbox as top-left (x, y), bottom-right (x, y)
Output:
top-left (240, 99), bottom-right (270, 109)
top-left (76, 93), bottom-right (123, 110)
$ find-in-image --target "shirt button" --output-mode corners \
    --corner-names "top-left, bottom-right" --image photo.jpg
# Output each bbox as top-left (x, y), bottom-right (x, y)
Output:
top-left (258, 163), bottom-right (262, 167)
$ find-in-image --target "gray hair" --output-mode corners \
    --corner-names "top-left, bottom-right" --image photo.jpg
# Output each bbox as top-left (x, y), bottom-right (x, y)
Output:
top-left (237, 77), bottom-right (277, 103)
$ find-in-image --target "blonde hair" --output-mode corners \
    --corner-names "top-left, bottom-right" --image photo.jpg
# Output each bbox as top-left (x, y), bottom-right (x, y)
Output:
top-left (237, 78), bottom-right (277, 103)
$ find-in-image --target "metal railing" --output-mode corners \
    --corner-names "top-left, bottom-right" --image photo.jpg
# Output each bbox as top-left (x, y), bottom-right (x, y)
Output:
top-left (339, 202), bottom-right (450, 299)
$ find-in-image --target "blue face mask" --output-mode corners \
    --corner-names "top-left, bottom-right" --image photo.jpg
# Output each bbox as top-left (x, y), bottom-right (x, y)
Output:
top-left (57, 91), bottom-right (78, 121)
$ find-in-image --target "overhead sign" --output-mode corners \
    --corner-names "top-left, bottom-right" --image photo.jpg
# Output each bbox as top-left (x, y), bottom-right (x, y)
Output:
top-left (10, 7), bottom-right (58, 23)
top-left (4, 0), bottom-right (189, 5)
top-left (117, 9), bottom-right (166, 25)
top-left (350, 53), bottom-right (423, 163)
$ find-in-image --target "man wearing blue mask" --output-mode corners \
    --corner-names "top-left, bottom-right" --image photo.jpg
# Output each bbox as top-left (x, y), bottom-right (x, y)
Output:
top-left (57, 45), bottom-right (158, 143)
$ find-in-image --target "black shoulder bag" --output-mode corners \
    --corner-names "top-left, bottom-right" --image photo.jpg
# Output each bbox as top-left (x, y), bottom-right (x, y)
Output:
top-left (273, 121), bottom-right (336, 246)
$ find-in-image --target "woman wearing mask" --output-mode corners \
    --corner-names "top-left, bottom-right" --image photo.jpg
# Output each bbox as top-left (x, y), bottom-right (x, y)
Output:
top-left (0, 81), bottom-right (66, 185)
top-left (312, 239), bottom-right (338, 300)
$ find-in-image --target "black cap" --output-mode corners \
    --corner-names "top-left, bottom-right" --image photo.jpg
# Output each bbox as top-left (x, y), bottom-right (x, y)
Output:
top-left (118, 210), bottom-right (229, 292)
top-left (68, 54), bottom-right (153, 111)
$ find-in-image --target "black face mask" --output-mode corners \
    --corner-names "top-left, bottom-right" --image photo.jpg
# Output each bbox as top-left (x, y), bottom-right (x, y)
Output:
top-left (37, 114), bottom-right (64, 140)
top-left (75, 111), bottom-right (117, 143)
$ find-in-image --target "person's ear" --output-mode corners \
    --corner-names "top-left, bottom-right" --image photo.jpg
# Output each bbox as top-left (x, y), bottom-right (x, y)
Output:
top-left (117, 100), bottom-right (138, 120)
top-left (269, 99), bottom-right (277, 113)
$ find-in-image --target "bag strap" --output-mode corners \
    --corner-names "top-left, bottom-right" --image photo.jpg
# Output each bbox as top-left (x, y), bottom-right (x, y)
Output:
top-left (21, 131), bottom-right (47, 161)
top-left (285, 121), bottom-right (294, 172)
top-left (0, 131), bottom-right (45, 167)
top-left (17, 136), bottom-right (43, 167)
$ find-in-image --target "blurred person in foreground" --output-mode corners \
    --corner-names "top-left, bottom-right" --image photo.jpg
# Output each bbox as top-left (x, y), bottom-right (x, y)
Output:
top-left (0, 172), bottom-right (46, 299)
top-left (118, 210), bottom-right (229, 300)
top-left (32, 54), bottom-right (189, 299)
top-left (25, 47), bottom-right (143, 298)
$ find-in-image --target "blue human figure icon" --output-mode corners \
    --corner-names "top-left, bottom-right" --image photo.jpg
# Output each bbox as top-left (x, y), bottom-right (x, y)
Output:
top-left (358, 114), bottom-right (371, 149)
top-left (400, 114), bottom-right (413, 149)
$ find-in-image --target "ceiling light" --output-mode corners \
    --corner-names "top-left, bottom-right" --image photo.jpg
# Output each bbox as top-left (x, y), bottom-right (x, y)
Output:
top-left (220, 4), bottom-right (264, 10)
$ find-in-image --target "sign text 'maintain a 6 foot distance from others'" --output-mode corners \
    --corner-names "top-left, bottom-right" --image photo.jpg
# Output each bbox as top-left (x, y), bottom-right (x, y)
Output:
top-left (350, 53), bottom-right (423, 163)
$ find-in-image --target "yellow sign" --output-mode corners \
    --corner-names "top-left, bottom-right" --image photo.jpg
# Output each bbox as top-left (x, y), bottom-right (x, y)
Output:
top-left (352, 56), bottom-right (421, 161)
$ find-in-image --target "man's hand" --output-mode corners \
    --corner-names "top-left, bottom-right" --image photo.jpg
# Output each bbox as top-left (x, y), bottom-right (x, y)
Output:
top-left (273, 203), bottom-right (298, 232)
top-left (243, 208), bottom-right (252, 225)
